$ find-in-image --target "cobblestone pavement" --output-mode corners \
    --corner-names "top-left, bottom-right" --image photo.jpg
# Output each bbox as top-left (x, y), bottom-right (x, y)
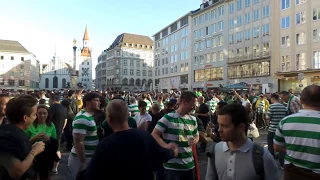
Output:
top-left (52, 129), bottom-right (284, 180)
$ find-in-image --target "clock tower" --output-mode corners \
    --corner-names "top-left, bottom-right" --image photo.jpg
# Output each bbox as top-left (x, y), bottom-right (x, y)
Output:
top-left (81, 26), bottom-right (92, 57)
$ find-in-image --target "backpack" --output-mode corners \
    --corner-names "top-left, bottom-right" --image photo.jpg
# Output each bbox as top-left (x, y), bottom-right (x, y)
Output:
top-left (207, 142), bottom-right (264, 180)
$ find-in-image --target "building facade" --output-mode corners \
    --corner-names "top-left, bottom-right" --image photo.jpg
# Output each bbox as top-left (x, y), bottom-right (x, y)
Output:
top-left (153, 14), bottom-right (192, 92)
top-left (0, 40), bottom-right (40, 90)
top-left (39, 54), bottom-right (72, 90)
top-left (96, 33), bottom-right (153, 92)
top-left (191, 0), bottom-right (273, 93)
top-left (77, 26), bottom-right (93, 90)
top-left (272, 0), bottom-right (320, 92)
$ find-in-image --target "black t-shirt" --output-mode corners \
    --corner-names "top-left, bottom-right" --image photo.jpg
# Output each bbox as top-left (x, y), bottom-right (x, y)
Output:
top-left (49, 104), bottom-right (67, 139)
top-left (85, 129), bottom-right (174, 180)
top-left (197, 103), bottom-right (210, 114)
top-left (148, 111), bottom-right (165, 133)
top-left (0, 124), bottom-right (34, 179)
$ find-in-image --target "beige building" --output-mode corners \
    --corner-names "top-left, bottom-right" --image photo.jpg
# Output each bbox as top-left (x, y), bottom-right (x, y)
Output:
top-left (272, 0), bottom-right (320, 92)
top-left (96, 33), bottom-right (153, 92)
top-left (0, 40), bottom-right (40, 90)
top-left (191, 0), bottom-right (273, 93)
top-left (153, 15), bottom-right (192, 92)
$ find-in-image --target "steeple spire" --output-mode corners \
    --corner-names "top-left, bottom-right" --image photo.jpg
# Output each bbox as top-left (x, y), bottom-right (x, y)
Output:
top-left (83, 26), bottom-right (90, 41)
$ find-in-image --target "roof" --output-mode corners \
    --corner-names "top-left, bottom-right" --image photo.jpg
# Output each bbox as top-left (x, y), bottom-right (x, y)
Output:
top-left (0, 39), bottom-right (30, 53)
top-left (83, 26), bottom-right (90, 40)
top-left (106, 33), bottom-right (153, 51)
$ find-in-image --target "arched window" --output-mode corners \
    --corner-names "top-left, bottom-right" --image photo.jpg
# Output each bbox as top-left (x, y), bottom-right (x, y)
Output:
top-left (62, 78), bottom-right (66, 88)
top-left (45, 78), bottom-right (49, 88)
top-left (53, 76), bottom-right (58, 88)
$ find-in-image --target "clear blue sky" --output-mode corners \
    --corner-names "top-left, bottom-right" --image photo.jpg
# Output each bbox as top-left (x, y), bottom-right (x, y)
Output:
top-left (0, 0), bottom-right (200, 66)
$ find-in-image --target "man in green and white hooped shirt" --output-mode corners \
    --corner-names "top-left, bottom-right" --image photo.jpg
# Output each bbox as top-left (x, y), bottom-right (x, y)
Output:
top-left (152, 91), bottom-right (199, 180)
top-left (68, 92), bottom-right (101, 179)
top-left (274, 85), bottom-right (320, 179)
top-left (128, 96), bottom-right (139, 117)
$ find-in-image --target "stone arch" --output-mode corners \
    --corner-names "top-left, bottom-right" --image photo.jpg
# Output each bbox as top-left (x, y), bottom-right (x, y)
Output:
top-left (62, 78), bottom-right (66, 88)
top-left (45, 78), bottom-right (49, 88)
top-left (136, 78), bottom-right (141, 86)
top-left (142, 79), bottom-right (147, 86)
top-left (53, 76), bottom-right (58, 89)
top-left (122, 78), bottom-right (128, 85)
top-left (148, 79), bottom-right (153, 86)
top-left (129, 78), bottom-right (134, 86)
top-left (112, 78), bottom-right (116, 85)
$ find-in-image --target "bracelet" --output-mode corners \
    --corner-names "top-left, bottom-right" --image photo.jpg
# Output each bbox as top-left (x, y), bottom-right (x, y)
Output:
top-left (30, 151), bottom-right (36, 157)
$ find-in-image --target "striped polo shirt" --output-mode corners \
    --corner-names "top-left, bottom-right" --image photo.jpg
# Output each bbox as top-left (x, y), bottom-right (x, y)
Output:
top-left (71, 110), bottom-right (99, 157)
top-left (266, 103), bottom-right (287, 133)
top-left (128, 103), bottom-right (139, 117)
top-left (155, 111), bottom-right (199, 170)
top-left (274, 109), bottom-right (320, 173)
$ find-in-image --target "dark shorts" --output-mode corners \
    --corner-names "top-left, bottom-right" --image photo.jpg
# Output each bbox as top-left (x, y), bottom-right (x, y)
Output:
top-left (57, 139), bottom-right (61, 151)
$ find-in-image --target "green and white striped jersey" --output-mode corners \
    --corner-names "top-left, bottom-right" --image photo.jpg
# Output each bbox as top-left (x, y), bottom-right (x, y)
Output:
top-left (274, 110), bottom-right (320, 173)
top-left (71, 110), bottom-right (99, 157)
top-left (155, 111), bottom-right (199, 171)
top-left (128, 103), bottom-right (139, 117)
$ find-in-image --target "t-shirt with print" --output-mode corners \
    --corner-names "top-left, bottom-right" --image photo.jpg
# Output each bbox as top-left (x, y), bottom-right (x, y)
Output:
top-left (134, 113), bottom-right (152, 127)
top-left (71, 110), bottom-right (99, 157)
top-left (155, 111), bottom-right (199, 171)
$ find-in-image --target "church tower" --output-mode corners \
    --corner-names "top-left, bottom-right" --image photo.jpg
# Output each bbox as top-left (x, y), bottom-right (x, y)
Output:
top-left (81, 26), bottom-right (92, 57)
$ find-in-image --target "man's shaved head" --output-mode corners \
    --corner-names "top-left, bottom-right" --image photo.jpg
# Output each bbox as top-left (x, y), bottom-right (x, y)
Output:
top-left (300, 84), bottom-right (320, 108)
top-left (106, 99), bottom-right (128, 125)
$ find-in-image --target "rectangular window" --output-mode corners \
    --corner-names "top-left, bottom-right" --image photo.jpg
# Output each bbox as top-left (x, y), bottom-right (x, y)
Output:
top-left (21, 57), bottom-right (24, 61)
top-left (206, 54), bottom-right (211, 63)
top-left (281, 55), bottom-right (291, 71)
top-left (218, 6), bottom-right (224, 16)
top-left (314, 51), bottom-right (320, 69)
top-left (236, 16), bottom-right (242, 26)
top-left (313, 8), bottom-right (320, 21)
top-left (206, 39), bottom-right (211, 48)
top-left (262, 6), bottom-right (270, 18)
top-left (180, 52), bottom-right (185, 60)
top-left (205, 12), bottom-right (210, 22)
top-left (313, 29), bottom-right (320, 42)
top-left (244, 29), bottom-right (251, 40)
top-left (229, 50), bottom-right (234, 58)
top-left (123, 69), bottom-right (127, 75)
top-left (236, 48), bottom-right (242, 57)
top-left (281, 36), bottom-right (290, 47)
top-left (194, 56), bottom-right (198, 65)
top-left (11, 56), bottom-right (14, 60)
top-left (219, 51), bottom-right (224, 61)
top-left (245, 46), bottom-right (250, 56)
top-left (253, 9), bottom-right (259, 21)
top-left (296, 53), bottom-right (306, 70)
top-left (130, 69), bottom-right (134, 75)
top-left (236, 32), bottom-right (242, 43)
top-left (245, 13), bottom-right (250, 24)
top-left (253, 27), bottom-right (260, 38)
top-left (296, 11), bottom-right (306, 25)
top-left (211, 9), bottom-right (217, 19)
top-left (218, 36), bottom-right (224, 46)
top-left (229, 3), bottom-right (234, 14)
top-left (181, 64), bottom-right (184, 72)
top-left (262, 24), bottom-right (270, 36)
top-left (281, 16), bottom-right (290, 28)
top-left (296, 0), bottom-right (306, 5)
top-left (229, 19), bottom-right (234, 29)
top-left (236, 0), bottom-right (242, 11)
top-left (296, 32), bottom-right (306, 45)
top-left (185, 63), bottom-right (189, 71)
top-left (212, 53), bottom-right (217, 62)
top-left (218, 21), bottom-right (224, 31)
top-left (142, 70), bottom-right (146, 76)
top-left (200, 41), bottom-right (204, 50)
top-left (245, 0), bottom-right (250, 7)
top-left (263, 43), bottom-right (270, 56)
top-left (229, 34), bottom-right (234, 44)
top-left (254, 0), bottom-right (259, 4)
top-left (194, 17), bottom-right (198, 26)
top-left (212, 38), bottom-right (217, 48)
top-left (211, 24), bottom-right (216, 34)
top-left (281, 0), bottom-right (290, 10)
top-left (253, 45), bottom-right (260, 57)
top-left (205, 26), bottom-right (209, 36)
top-left (200, 56), bottom-right (204, 64)
top-left (136, 70), bottom-right (140, 76)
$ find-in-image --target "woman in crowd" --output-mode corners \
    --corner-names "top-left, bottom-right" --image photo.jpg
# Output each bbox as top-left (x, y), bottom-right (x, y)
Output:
top-left (25, 105), bottom-right (58, 180)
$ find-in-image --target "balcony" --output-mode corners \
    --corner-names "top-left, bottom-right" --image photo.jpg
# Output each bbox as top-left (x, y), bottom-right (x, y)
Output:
top-left (228, 52), bottom-right (271, 64)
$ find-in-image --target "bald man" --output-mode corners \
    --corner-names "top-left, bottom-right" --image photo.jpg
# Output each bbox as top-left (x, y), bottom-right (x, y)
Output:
top-left (86, 99), bottom-right (178, 180)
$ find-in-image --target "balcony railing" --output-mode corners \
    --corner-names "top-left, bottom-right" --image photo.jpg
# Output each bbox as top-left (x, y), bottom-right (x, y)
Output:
top-left (228, 52), bottom-right (271, 64)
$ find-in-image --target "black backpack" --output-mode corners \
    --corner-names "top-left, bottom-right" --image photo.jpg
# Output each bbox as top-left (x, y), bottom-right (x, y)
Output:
top-left (207, 142), bottom-right (265, 180)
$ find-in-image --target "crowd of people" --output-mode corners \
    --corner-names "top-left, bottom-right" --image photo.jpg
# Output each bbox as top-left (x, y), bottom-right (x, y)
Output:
top-left (0, 84), bottom-right (319, 180)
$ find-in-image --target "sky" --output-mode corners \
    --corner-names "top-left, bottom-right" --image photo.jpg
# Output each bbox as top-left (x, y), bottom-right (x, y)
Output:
top-left (0, 0), bottom-right (200, 72)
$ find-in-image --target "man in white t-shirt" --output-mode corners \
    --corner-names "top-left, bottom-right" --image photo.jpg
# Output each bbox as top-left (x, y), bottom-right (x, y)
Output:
top-left (233, 89), bottom-right (250, 107)
top-left (135, 101), bottom-right (152, 131)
